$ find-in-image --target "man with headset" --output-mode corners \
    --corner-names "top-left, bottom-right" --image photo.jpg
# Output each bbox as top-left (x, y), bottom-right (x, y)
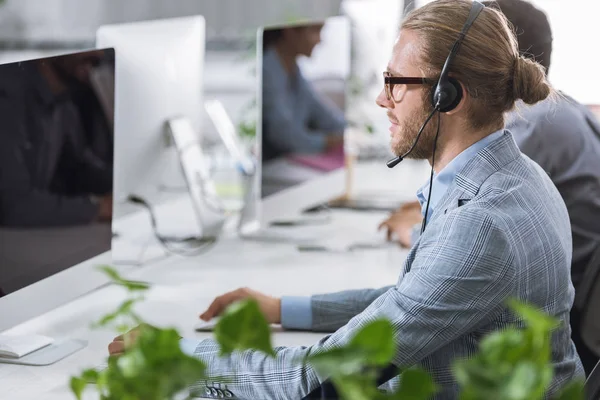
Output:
top-left (378, 0), bottom-right (600, 375)
top-left (109, 1), bottom-right (585, 397)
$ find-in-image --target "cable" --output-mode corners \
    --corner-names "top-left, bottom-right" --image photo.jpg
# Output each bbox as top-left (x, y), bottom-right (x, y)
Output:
top-left (421, 111), bottom-right (442, 234)
top-left (387, 107), bottom-right (439, 168)
top-left (127, 194), bottom-right (218, 257)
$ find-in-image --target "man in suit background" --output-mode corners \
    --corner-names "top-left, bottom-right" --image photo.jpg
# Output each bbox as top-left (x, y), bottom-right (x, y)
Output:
top-left (378, 0), bottom-right (600, 375)
top-left (110, 0), bottom-right (585, 398)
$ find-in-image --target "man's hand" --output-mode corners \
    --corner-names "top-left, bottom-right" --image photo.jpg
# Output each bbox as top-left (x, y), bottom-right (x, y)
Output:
top-left (378, 201), bottom-right (423, 248)
top-left (107, 326), bottom-right (144, 356)
top-left (200, 288), bottom-right (281, 324)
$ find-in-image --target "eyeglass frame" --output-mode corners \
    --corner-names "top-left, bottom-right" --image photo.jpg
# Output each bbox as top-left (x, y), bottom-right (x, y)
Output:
top-left (383, 71), bottom-right (435, 102)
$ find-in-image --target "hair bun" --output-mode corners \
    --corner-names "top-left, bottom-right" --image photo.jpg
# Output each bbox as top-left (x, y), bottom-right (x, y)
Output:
top-left (512, 56), bottom-right (551, 105)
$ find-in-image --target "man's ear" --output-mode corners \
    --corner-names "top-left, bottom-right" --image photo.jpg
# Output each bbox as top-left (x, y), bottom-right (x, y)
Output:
top-left (444, 80), bottom-right (468, 115)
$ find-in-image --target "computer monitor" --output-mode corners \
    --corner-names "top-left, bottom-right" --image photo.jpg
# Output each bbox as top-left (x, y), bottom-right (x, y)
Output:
top-left (97, 16), bottom-right (224, 251)
top-left (239, 16), bottom-right (351, 236)
top-left (96, 15), bottom-right (206, 210)
top-left (0, 49), bottom-right (115, 361)
top-left (239, 16), bottom-right (351, 237)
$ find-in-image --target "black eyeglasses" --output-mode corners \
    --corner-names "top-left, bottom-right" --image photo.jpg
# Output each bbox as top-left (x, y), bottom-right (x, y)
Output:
top-left (383, 71), bottom-right (434, 102)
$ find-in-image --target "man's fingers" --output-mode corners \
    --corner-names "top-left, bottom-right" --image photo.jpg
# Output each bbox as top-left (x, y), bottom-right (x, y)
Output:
top-left (378, 220), bottom-right (388, 231)
top-left (201, 293), bottom-right (238, 321)
top-left (108, 341), bottom-right (125, 355)
top-left (200, 297), bottom-right (224, 321)
top-left (200, 290), bottom-right (249, 321)
top-left (378, 220), bottom-right (394, 241)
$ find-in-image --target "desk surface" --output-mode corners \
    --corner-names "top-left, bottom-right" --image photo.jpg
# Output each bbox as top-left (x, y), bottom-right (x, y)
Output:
top-left (0, 160), bottom-right (429, 400)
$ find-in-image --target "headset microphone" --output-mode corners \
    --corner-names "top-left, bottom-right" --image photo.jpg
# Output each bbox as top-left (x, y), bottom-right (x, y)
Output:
top-left (386, 155), bottom-right (403, 169)
top-left (386, 107), bottom-right (439, 168)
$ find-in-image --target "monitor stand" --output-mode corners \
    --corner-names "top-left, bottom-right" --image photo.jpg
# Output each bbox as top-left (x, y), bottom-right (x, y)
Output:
top-left (236, 174), bottom-right (328, 244)
top-left (0, 335), bottom-right (87, 366)
top-left (166, 117), bottom-right (226, 238)
top-left (112, 118), bottom-right (226, 266)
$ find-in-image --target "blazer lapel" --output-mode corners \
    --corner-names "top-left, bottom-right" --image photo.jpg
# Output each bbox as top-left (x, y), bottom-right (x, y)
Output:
top-left (436, 130), bottom-right (522, 219)
top-left (400, 131), bottom-right (523, 278)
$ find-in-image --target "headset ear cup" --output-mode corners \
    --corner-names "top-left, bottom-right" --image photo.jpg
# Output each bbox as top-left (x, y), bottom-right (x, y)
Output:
top-left (437, 77), bottom-right (463, 113)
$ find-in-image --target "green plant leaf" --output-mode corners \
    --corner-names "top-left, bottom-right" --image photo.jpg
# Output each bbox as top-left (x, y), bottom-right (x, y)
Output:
top-left (81, 368), bottom-right (99, 384)
top-left (92, 298), bottom-right (139, 328)
top-left (309, 320), bottom-right (397, 381)
top-left (308, 347), bottom-right (368, 377)
top-left (455, 299), bottom-right (561, 400)
top-left (392, 368), bottom-right (438, 400)
top-left (333, 374), bottom-right (385, 400)
top-left (553, 379), bottom-right (585, 400)
top-left (69, 376), bottom-right (88, 400)
top-left (215, 299), bottom-right (275, 357)
top-left (507, 299), bottom-right (558, 333)
top-left (93, 326), bottom-right (207, 399)
top-left (501, 362), bottom-right (551, 400)
top-left (349, 319), bottom-right (396, 366)
top-left (98, 265), bottom-right (150, 292)
top-left (454, 357), bottom-right (501, 394)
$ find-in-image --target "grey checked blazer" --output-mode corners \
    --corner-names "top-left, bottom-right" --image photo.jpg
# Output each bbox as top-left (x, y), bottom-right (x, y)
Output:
top-left (190, 131), bottom-right (585, 399)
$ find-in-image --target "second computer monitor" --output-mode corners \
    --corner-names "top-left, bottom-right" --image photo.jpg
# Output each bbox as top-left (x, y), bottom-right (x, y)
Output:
top-left (236, 16), bottom-right (351, 236)
top-left (96, 15), bottom-right (206, 210)
top-left (259, 16), bottom-right (351, 199)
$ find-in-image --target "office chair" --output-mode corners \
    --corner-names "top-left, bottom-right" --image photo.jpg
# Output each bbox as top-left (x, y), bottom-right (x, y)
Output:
top-left (586, 360), bottom-right (600, 400)
top-left (576, 244), bottom-right (600, 360)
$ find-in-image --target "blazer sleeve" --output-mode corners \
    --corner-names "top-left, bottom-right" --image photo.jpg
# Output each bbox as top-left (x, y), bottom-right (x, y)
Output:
top-left (310, 286), bottom-right (394, 332)
top-left (188, 210), bottom-right (517, 400)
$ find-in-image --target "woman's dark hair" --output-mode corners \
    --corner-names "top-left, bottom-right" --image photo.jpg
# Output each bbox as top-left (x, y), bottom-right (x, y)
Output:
top-left (261, 23), bottom-right (324, 51)
top-left (262, 28), bottom-right (284, 50)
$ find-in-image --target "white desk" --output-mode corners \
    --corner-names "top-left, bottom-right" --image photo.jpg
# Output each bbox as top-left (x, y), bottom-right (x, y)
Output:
top-left (0, 161), bottom-right (429, 400)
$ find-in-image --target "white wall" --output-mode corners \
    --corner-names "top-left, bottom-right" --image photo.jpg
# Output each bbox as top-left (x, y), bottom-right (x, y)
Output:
top-left (0, 0), bottom-right (342, 44)
top-left (527, 0), bottom-right (600, 105)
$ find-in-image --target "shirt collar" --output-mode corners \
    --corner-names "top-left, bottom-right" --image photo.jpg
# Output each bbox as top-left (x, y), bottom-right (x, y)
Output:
top-left (416, 129), bottom-right (505, 221)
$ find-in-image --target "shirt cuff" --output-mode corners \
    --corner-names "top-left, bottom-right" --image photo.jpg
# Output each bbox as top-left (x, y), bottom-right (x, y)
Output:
top-left (179, 338), bottom-right (202, 356)
top-left (280, 296), bottom-right (313, 331)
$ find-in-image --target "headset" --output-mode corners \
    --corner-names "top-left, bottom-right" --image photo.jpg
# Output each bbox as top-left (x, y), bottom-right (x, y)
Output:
top-left (385, 0), bottom-right (485, 234)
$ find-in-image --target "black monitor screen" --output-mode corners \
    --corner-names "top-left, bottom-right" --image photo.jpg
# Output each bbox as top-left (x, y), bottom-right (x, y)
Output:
top-left (0, 49), bottom-right (115, 297)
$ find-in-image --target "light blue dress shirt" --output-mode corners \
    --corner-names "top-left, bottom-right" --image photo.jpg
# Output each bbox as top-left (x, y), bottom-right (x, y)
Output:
top-left (415, 129), bottom-right (505, 223)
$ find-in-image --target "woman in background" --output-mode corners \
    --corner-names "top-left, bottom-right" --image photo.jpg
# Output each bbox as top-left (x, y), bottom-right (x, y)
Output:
top-left (261, 22), bottom-right (346, 162)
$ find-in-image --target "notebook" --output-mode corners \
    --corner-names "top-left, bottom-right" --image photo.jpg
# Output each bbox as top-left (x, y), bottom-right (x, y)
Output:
top-left (288, 144), bottom-right (345, 172)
